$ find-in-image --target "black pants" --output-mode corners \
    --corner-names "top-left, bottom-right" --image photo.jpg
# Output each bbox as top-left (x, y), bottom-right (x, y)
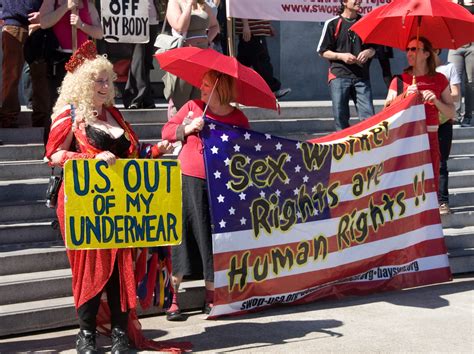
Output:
top-left (122, 24), bottom-right (159, 108)
top-left (77, 261), bottom-right (128, 331)
top-left (438, 121), bottom-right (453, 204)
top-left (237, 36), bottom-right (281, 92)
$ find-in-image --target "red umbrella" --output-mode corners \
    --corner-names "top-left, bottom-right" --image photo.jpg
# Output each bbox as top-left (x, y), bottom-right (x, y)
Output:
top-left (351, 0), bottom-right (474, 50)
top-left (155, 47), bottom-right (278, 111)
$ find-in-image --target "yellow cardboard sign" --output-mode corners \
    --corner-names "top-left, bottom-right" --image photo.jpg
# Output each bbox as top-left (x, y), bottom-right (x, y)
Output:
top-left (64, 159), bottom-right (182, 249)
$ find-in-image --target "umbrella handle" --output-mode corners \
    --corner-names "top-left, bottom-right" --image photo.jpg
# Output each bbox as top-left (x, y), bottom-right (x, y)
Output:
top-left (72, 7), bottom-right (78, 52)
top-left (412, 16), bottom-right (422, 86)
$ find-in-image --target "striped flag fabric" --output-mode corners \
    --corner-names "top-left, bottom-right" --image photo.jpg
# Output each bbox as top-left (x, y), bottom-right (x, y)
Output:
top-left (201, 95), bottom-right (452, 318)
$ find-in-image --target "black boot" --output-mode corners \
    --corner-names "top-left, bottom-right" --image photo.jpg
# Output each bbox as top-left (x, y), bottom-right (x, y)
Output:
top-left (461, 116), bottom-right (472, 127)
top-left (75, 329), bottom-right (98, 354)
top-left (111, 327), bottom-right (130, 353)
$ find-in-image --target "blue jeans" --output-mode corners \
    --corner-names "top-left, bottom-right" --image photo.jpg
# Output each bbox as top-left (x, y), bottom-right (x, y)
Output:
top-left (329, 77), bottom-right (375, 131)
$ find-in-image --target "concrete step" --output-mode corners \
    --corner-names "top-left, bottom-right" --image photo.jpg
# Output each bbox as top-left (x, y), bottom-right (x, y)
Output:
top-left (448, 248), bottom-right (474, 274)
top-left (0, 201), bottom-right (56, 223)
top-left (453, 126), bottom-right (474, 140)
top-left (0, 268), bottom-right (72, 306)
top-left (0, 279), bottom-right (205, 337)
top-left (448, 155), bottom-right (474, 172)
top-left (0, 178), bottom-right (48, 202)
top-left (450, 187), bottom-right (474, 208)
top-left (449, 170), bottom-right (474, 189)
top-left (441, 208), bottom-right (474, 228)
top-left (450, 140), bottom-right (474, 156)
top-left (0, 242), bottom-right (68, 276)
top-left (443, 226), bottom-right (474, 249)
top-left (0, 160), bottom-right (51, 180)
top-left (0, 143), bottom-right (44, 161)
top-left (0, 220), bottom-right (60, 245)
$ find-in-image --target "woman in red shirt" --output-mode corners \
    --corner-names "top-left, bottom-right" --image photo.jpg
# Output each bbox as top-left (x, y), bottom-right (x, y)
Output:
top-left (385, 37), bottom-right (455, 198)
top-left (161, 70), bottom-right (249, 320)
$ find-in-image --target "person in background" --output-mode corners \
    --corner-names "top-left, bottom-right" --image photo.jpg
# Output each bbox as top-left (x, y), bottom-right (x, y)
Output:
top-left (164, 0), bottom-right (219, 118)
top-left (236, 18), bottom-right (291, 99)
top-left (317, 0), bottom-right (376, 131)
top-left (449, 0), bottom-right (473, 127)
top-left (40, 0), bottom-right (102, 128)
top-left (205, 0), bottom-right (222, 52)
top-left (385, 37), bottom-right (455, 198)
top-left (435, 49), bottom-right (461, 215)
top-left (44, 40), bottom-right (173, 353)
top-left (161, 70), bottom-right (250, 321)
top-left (122, 0), bottom-right (163, 109)
top-left (374, 45), bottom-right (394, 91)
top-left (0, 0), bottom-right (49, 131)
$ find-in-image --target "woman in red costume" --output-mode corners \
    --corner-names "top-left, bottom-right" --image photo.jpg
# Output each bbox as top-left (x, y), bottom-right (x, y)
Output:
top-left (385, 37), bottom-right (455, 196)
top-left (44, 41), bottom-right (191, 353)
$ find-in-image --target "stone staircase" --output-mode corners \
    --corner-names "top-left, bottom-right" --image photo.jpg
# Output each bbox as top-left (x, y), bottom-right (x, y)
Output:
top-left (0, 101), bottom-right (473, 337)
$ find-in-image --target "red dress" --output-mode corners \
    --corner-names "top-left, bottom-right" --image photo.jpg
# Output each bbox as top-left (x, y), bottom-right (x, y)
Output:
top-left (45, 105), bottom-right (191, 352)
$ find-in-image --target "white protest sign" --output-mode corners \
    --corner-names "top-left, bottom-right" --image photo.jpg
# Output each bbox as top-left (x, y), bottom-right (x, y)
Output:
top-left (101, 0), bottom-right (149, 43)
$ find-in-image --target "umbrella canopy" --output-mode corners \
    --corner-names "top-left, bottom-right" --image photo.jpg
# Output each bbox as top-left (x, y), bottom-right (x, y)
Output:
top-left (155, 47), bottom-right (278, 111)
top-left (351, 0), bottom-right (474, 50)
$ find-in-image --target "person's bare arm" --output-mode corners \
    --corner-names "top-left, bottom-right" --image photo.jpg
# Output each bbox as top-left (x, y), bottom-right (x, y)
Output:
top-left (40, 0), bottom-right (74, 29)
top-left (166, 0), bottom-right (193, 34)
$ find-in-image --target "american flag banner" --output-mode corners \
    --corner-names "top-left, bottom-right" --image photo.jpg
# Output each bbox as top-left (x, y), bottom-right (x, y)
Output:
top-left (201, 95), bottom-right (452, 318)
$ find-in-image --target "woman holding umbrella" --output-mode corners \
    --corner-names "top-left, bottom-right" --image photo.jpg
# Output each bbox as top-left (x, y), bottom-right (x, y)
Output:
top-left (385, 37), bottom-right (455, 196)
top-left (161, 69), bottom-right (250, 320)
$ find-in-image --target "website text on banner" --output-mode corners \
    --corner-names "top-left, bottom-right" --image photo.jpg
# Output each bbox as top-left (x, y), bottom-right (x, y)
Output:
top-left (226, 0), bottom-right (387, 22)
top-left (201, 94), bottom-right (452, 318)
top-left (64, 159), bottom-right (182, 250)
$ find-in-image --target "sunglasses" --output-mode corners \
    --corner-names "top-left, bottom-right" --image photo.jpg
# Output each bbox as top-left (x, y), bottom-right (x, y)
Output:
top-left (406, 47), bottom-right (425, 53)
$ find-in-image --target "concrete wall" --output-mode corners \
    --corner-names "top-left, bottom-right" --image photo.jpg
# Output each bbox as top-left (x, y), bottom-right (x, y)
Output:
top-left (266, 21), bottom-right (410, 101)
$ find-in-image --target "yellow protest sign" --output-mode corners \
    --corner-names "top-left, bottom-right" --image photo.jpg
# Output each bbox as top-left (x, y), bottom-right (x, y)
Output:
top-left (64, 159), bottom-right (182, 249)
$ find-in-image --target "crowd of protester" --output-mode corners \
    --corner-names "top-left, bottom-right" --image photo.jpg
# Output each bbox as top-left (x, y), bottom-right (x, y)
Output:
top-left (0, 0), bottom-right (472, 352)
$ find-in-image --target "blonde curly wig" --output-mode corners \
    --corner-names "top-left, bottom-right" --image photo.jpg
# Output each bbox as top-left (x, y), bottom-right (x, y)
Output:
top-left (52, 55), bottom-right (117, 125)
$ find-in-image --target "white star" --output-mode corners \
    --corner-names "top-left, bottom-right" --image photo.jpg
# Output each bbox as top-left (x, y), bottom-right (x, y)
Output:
top-left (303, 175), bottom-right (309, 183)
top-left (275, 142), bottom-right (282, 150)
top-left (239, 192), bottom-right (246, 200)
top-left (255, 143), bottom-right (262, 151)
top-left (265, 133), bottom-right (272, 140)
top-left (296, 211), bottom-right (302, 219)
top-left (286, 155), bottom-right (292, 162)
top-left (275, 189), bottom-right (281, 197)
top-left (244, 132), bottom-right (251, 140)
top-left (293, 188), bottom-right (299, 196)
top-left (233, 144), bottom-right (241, 152)
top-left (221, 133), bottom-right (229, 142)
top-left (294, 165), bottom-right (301, 173)
top-left (284, 178), bottom-right (291, 185)
top-left (229, 207), bottom-right (235, 215)
top-left (259, 191), bottom-right (266, 198)
top-left (226, 181), bottom-right (232, 189)
top-left (312, 185), bottom-right (317, 193)
top-left (296, 142), bottom-right (302, 149)
top-left (217, 194), bottom-right (225, 203)
top-left (240, 217), bottom-right (247, 225)
top-left (209, 123), bottom-right (216, 130)
top-left (211, 146), bottom-right (219, 154)
top-left (219, 219), bottom-right (226, 228)
top-left (224, 158), bottom-right (231, 166)
top-left (246, 156), bottom-right (251, 164)
top-left (214, 170), bottom-right (221, 179)
top-left (313, 209), bottom-right (319, 216)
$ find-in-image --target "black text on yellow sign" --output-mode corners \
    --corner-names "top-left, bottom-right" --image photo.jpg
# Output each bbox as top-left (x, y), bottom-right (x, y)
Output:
top-left (64, 159), bottom-right (182, 250)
